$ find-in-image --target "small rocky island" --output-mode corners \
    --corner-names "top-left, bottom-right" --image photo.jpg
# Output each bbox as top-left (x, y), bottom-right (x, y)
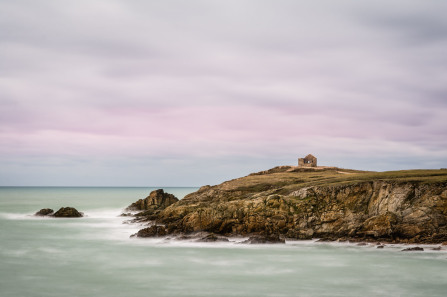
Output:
top-left (125, 164), bottom-right (447, 245)
top-left (35, 207), bottom-right (83, 217)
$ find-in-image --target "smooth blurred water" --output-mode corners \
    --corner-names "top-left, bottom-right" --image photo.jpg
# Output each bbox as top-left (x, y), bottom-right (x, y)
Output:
top-left (1, 187), bottom-right (447, 297)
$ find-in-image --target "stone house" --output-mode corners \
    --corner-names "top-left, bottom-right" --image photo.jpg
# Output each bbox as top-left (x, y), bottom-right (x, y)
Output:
top-left (298, 154), bottom-right (317, 167)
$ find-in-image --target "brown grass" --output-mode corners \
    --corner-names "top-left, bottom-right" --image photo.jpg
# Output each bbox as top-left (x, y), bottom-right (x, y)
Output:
top-left (223, 167), bottom-right (447, 194)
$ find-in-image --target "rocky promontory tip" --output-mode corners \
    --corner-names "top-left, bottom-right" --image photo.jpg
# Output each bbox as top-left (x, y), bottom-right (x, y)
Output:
top-left (35, 207), bottom-right (83, 217)
top-left (126, 189), bottom-right (178, 212)
top-left (126, 167), bottom-right (447, 244)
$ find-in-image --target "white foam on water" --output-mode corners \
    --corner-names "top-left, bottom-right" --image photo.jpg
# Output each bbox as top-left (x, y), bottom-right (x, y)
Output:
top-left (0, 212), bottom-right (50, 220)
top-left (3, 207), bottom-right (446, 255)
top-left (247, 267), bottom-right (296, 275)
top-left (82, 208), bottom-right (126, 219)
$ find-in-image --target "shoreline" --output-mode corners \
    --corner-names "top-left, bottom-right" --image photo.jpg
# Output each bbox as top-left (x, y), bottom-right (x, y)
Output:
top-left (124, 167), bottom-right (447, 246)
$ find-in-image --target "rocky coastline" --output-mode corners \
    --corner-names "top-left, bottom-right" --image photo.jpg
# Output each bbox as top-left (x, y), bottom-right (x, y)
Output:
top-left (125, 167), bottom-right (447, 245)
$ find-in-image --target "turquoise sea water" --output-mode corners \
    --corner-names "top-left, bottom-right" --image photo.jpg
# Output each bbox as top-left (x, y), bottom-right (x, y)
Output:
top-left (1, 187), bottom-right (447, 297)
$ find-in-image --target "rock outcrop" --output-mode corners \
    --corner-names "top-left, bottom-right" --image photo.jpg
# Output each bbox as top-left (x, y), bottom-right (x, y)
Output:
top-left (53, 207), bottom-right (83, 217)
top-left (126, 189), bottom-right (178, 212)
top-left (128, 168), bottom-right (447, 244)
top-left (35, 208), bottom-right (54, 216)
top-left (35, 207), bottom-right (83, 217)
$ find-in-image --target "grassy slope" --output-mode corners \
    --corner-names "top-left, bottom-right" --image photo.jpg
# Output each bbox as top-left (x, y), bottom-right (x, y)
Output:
top-left (212, 167), bottom-right (447, 197)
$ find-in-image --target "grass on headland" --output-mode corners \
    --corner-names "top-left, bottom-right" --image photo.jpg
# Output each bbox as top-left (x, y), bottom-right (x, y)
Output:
top-left (228, 167), bottom-right (447, 194)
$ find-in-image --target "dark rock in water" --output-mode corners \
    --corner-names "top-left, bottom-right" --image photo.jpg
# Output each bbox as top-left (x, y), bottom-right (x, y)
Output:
top-left (431, 246), bottom-right (442, 251)
top-left (175, 235), bottom-right (193, 240)
top-left (197, 233), bottom-right (229, 242)
top-left (315, 238), bottom-right (334, 243)
top-left (377, 245), bottom-right (385, 249)
top-left (53, 207), bottom-right (83, 218)
top-left (134, 225), bottom-right (167, 238)
top-left (402, 247), bottom-right (424, 252)
top-left (356, 242), bottom-right (368, 246)
top-left (242, 234), bottom-right (285, 244)
top-left (126, 189), bottom-right (178, 212)
top-left (35, 208), bottom-right (54, 216)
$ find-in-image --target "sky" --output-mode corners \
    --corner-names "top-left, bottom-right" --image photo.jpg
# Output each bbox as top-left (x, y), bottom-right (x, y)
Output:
top-left (1, 0), bottom-right (447, 186)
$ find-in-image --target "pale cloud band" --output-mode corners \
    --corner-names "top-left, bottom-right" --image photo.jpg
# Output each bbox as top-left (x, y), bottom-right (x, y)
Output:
top-left (1, 0), bottom-right (446, 185)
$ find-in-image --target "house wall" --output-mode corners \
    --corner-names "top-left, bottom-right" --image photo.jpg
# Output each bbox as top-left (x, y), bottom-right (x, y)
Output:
top-left (298, 156), bottom-right (317, 167)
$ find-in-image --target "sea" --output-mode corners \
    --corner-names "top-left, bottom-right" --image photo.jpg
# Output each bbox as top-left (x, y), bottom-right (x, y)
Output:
top-left (1, 187), bottom-right (446, 297)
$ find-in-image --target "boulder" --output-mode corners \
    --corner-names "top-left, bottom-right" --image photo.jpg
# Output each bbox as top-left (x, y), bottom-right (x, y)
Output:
top-left (53, 207), bottom-right (83, 218)
top-left (35, 208), bottom-right (54, 216)
top-left (402, 246), bottom-right (424, 252)
top-left (197, 233), bottom-right (229, 242)
top-left (134, 225), bottom-right (167, 238)
top-left (242, 234), bottom-right (285, 244)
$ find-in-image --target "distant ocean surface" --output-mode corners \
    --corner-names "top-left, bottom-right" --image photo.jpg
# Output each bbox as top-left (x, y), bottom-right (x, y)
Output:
top-left (1, 187), bottom-right (447, 297)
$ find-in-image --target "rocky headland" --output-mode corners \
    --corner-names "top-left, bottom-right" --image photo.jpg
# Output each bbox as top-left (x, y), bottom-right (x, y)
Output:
top-left (127, 167), bottom-right (447, 244)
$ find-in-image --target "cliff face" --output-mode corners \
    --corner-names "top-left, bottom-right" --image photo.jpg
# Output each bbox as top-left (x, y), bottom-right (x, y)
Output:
top-left (132, 168), bottom-right (447, 243)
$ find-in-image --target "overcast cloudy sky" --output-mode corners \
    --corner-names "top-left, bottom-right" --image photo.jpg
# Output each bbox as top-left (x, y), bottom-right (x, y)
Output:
top-left (1, 0), bottom-right (446, 186)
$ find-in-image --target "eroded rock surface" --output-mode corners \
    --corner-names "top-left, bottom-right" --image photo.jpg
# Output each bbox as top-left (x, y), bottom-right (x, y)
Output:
top-left (127, 189), bottom-right (178, 212)
top-left (127, 168), bottom-right (447, 244)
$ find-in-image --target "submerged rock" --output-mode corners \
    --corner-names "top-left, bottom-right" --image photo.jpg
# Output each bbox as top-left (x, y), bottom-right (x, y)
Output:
top-left (197, 233), bottom-right (229, 242)
top-left (53, 207), bottom-right (83, 217)
top-left (242, 234), bottom-right (285, 244)
top-left (402, 247), bottom-right (424, 252)
top-left (35, 208), bottom-right (54, 216)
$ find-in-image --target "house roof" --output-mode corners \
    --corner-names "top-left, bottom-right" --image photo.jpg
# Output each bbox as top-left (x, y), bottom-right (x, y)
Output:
top-left (305, 154), bottom-right (316, 160)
